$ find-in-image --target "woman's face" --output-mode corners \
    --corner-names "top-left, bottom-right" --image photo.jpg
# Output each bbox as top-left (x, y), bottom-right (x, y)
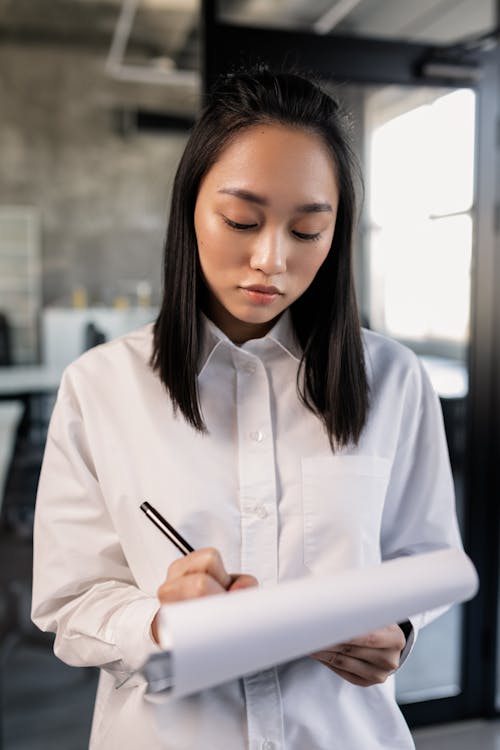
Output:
top-left (194, 123), bottom-right (339, 343)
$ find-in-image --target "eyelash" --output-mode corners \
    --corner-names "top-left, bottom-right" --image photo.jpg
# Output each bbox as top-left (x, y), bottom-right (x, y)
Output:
top-left (223, 217), bottom-right (258, 231)
top-left (222, 217), bottom-right (321, 242)
top-left (294, 231), bottom-right (321, 242)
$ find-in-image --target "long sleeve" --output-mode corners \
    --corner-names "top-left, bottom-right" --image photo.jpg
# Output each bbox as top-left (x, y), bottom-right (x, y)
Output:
top-left (31, 370), bottom-right (162, 689)
top-left (380, 354), bottom-right (463, 648)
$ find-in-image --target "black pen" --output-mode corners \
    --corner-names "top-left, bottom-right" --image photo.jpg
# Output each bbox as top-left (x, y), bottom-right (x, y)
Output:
top-left (140, 501), bottom-right (194, 556)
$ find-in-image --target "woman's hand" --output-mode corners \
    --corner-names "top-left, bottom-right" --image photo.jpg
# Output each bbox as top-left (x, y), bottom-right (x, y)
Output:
top-left (151, 547), bottom-right (258, 644)
top-left (310, 624), bottom-right (407, 687)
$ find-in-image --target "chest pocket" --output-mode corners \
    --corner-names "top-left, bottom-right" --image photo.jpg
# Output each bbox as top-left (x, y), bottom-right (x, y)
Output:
top-left (301, 455), bottom-right (391, 574)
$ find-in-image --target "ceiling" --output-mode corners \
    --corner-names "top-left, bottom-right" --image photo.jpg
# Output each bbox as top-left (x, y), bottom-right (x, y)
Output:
top-left (219, 0), bottom-right (496, 42)
top-left (0, 0), bottom-right (496, 115)
top-left (0, 0), bottom-right (496, 62)
top-left (0, 0), bottom-right (199, 66)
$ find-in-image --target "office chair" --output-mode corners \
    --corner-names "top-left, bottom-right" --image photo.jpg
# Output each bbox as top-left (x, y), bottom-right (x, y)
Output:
top-left (83, 322), bottom-right (106, 351)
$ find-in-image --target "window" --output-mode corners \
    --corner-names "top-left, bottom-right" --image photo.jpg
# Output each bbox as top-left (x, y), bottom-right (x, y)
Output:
top-left (365, 89), bottom-right (475, 354)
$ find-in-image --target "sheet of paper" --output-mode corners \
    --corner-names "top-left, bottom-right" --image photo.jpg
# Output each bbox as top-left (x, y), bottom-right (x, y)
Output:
top-left (154, 548), bottom-right (477, 698)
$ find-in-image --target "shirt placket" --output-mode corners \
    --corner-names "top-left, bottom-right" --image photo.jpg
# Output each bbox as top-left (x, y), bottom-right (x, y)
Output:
top-left (233, 347), bottom-right (285, 750)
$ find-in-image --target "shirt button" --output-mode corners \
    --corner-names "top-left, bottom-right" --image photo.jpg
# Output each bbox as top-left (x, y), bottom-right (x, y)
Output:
top-left (249, 430), bottom-right (264, 443)
top-left (262, 741), bottom-right (275, 750)
top-left (254, 504), bottom-right (268, 519)
top-left (242, 361), bottom-right (256, 374)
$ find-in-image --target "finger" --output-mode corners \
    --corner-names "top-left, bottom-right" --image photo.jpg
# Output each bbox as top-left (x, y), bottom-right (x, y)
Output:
top-left (345, 624), bottom-right (405, 650)
top-left (166, 547), bottom-right (232, 589)
top-left (310, 653), bottom-right (373, 686)
top-left (312, 651), bottom-right (391, 684)
top-left (228, 574), bottom-right (259, 592)
top-left (158, 571), bottom-right (226, 603)
top-left (320, 645), bottom-right (401, 672)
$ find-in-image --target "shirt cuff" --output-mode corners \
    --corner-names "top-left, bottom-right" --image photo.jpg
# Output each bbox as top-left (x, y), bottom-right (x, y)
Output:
top-left (142, 610), bottom-right (178, 703)
top-left (112, 596), bottom-right (163, 688)
top-left (398, 617), bottom-right (418, 668)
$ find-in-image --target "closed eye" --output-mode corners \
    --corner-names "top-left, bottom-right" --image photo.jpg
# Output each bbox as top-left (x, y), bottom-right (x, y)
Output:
top-left (293, 231), bottom-right (321, 241)
top-left (223, 217), bottom-right (258, 231)
top-left (223, 216), bottom-right (321, 241)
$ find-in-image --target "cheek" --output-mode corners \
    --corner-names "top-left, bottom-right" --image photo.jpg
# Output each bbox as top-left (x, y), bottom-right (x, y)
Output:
top-left (196, 215), bottom-right (242, 273)
top-left (292, 241), bottom-right (332, 288)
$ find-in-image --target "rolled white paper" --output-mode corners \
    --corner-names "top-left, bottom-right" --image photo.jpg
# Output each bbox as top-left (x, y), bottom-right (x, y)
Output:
top-left (157, 548), bottom-right (477, 698)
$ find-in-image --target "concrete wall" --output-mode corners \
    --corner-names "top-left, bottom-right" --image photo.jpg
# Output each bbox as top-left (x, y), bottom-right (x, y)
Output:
top-left (0, 42), bottom-right (190, 309)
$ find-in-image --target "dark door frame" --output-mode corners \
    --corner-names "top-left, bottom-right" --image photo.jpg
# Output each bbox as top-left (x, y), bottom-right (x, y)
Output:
top-left (201, 0), bottom-right (500, 728)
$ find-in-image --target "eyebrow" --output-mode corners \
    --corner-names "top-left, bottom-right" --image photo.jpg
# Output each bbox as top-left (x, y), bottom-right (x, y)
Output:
top-left (217, 187), bottom-right (333, 214)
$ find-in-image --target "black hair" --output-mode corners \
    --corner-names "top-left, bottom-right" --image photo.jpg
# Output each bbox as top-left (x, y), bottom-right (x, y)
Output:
top-left (151, 66), bottom-right (369, 450)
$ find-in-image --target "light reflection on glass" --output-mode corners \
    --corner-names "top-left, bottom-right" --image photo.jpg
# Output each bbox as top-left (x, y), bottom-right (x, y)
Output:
top-left (367, 88), bottom-right (475, 347)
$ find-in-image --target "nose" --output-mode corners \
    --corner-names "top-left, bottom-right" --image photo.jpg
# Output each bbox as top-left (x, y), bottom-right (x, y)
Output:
top-left (249, 228), bottom-right (287, 275)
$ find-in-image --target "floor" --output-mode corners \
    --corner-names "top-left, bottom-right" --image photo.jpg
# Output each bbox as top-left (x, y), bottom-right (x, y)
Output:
top-left (413, 720), bottom-right (500, 749)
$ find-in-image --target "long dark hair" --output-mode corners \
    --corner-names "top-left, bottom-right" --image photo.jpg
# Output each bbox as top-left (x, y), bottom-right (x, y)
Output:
top-left (151, 67), bottom-right (369, 450)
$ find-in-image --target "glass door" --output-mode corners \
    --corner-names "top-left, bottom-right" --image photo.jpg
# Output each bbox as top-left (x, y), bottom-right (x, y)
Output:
top-left (335, 81), bottom-right (475, 706)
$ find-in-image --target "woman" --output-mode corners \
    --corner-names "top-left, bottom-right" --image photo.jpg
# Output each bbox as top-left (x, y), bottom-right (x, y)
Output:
top-left (32, 68), bottom-right (461, 749)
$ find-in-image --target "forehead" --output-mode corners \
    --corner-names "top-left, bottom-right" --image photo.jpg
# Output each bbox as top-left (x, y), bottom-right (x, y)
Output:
top-left (201, 123), bottom-right (339, 201)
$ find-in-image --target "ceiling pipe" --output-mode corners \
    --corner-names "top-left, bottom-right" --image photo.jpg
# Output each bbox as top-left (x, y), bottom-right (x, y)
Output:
top-left (106, 0), bottom-right (138, 67)
top-left (105, 0), bottom-right (199, 87)
top-left (313, 0), bottom-right (364, 35)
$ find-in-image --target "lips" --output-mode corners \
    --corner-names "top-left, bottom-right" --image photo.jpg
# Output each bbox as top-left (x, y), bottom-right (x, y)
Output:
top-left (239, 285), bottom-right (282, 306)
top-left (241, 284), bottom-right (282, 294)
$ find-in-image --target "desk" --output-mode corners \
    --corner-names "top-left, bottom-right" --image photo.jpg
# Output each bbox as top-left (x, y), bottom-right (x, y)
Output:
top-left (42, 307), bottom-right (157, 369)
top-left (0, 366), bottom-right (63, 399)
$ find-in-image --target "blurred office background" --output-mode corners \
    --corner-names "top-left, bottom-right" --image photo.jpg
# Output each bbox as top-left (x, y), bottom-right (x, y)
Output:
top-left (0, 1), bottom-right (499, 748)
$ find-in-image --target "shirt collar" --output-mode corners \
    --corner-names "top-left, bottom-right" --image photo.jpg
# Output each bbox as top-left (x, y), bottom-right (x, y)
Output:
top-left (198, 309), bottom-right (302, 375)
top-left (265, 309), bottom-right (302, 361)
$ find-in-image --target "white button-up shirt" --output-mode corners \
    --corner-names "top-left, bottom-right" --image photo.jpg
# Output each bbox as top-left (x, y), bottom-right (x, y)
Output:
top-left (31, 312), bottom-right (462, 750)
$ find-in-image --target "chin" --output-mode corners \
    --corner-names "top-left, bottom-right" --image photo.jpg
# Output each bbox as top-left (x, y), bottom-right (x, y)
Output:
top-left (234, 307), bottom-right (281, 324)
